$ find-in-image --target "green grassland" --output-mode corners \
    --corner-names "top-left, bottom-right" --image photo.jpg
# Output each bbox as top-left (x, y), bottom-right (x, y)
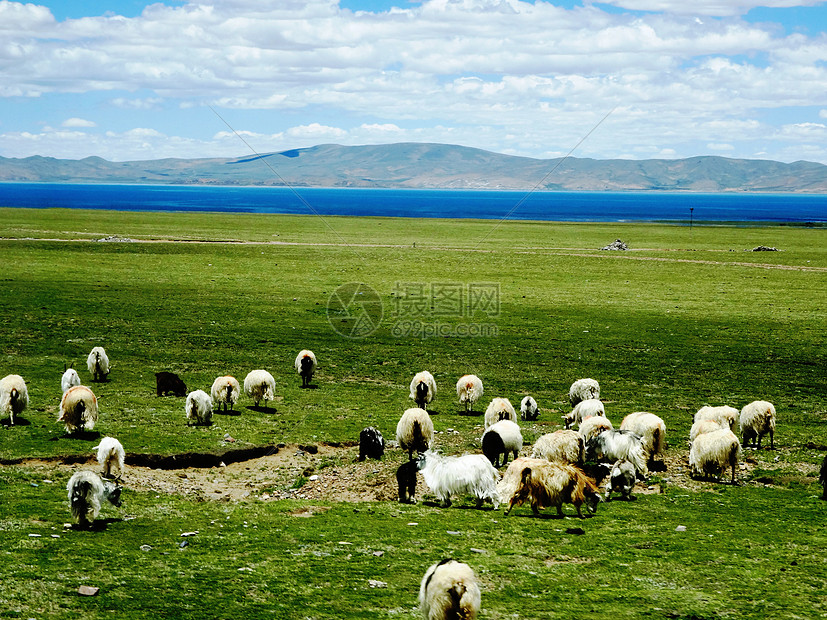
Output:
top-left (1, 207), bottom-right (826, 619)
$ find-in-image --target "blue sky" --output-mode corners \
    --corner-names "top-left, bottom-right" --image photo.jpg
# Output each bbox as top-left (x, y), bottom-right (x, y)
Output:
top-left (1, 0), bottom-right (826, 163)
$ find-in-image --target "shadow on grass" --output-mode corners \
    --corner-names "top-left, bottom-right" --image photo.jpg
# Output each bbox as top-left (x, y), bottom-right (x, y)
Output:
top-left (50, 430), bottom-right (101, 442)
top-left (2, 416), bottom-right (31, 427)
top-left (457, 410), bottom-right (483, 417)
top-left (72, 517), bottom-right (122, 532)
top-left (299, 384), bottom-right (319, 390)
top-left (214, 409), bottom-right (241, 417)
top-left (247, 405), bottom-right (277, 414)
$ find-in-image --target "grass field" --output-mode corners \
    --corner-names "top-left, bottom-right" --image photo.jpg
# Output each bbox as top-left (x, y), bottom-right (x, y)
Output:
top-left (1, 207), bottom-right (826, 619)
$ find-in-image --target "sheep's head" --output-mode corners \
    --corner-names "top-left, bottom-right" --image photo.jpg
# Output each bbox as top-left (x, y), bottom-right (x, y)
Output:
top-left (414, 452), bottom-right (427, 471)
top-left (103, 481), bottom-right (122, 507)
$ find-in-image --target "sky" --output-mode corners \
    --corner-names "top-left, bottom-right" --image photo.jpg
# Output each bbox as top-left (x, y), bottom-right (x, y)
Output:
top-left (1, 0), bottom-right (826, 164)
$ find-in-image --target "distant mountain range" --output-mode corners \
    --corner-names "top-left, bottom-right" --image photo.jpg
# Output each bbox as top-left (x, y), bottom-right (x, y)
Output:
top-left (1, 143), bottom-right (825, 192)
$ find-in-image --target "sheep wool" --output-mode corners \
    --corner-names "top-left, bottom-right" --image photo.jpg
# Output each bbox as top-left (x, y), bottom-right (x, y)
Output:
top-left (86, 346), bottom-right (110, 382)
top-left (244, 369), bottom-right (276, 408)
top-left (620, 412), bottom-right (666, 461)
top-left (532, 430), bottom-right (584, 465)
top-left (739, 400), bottom-right (776, 450)
top-left (396, 407), bottom-right (434, 459)
top-left (0, 374), bottom-right (29, 426)
top-left (520, 396), bottom-right (539, 421)
top-left (67, 470), bottom-right (121, 528)
top-left (604, 459), bottom-right (636, 501)
top-left (419, 451), bottom-right (501, 509)
top-left (569, 378), bottom-right (600, 407)
top-left (419, 559), bottom-right (481, 620)
top-left (185, 389), bottom-right (213, 425)
top-left (500, 459), bottom-right (600, 518)
top-left (58, 385), bottom-right (98, 434)
top-left (294, 350), bottom-right (317, 388)
top-left (358, 427), bottom-right (385, 461)
top-left (587, 429), bottom-right (648, 478)
top-left (694, 405), bottom-right (739, 430)
top-left (211, 375), bottom-right (240, 413)
top-left (689, 428), bottom-right (740, 484)
top-left (564, 398), bottom-right (605, 429)
top-left (578, 415), bottom-right (613, 443)
top-left (483, 397), bottom-right (517, 429)
top-left (481, 420), bottom-right (523, 468)
top-left (456, 375), bottom-right (483, 412)
top-left (61, 368), bottom-right (81, 394)
top-left (410, 371), bottom-right (437, 410)
top-left (94, 436), bottom-right (125, 479)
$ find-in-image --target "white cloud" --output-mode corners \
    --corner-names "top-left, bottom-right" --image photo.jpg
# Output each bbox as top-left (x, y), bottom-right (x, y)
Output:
top-left (62, 117), bottom-right (96, 128)
top-left (706, 142), bottom-right (735, 151)
top-left (595, 0), bottom-right (825, 17)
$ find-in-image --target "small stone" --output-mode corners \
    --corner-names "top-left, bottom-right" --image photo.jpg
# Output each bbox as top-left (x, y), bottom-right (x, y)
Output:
top-left (181, 531), bottom-right (198, 537)
top-left (469, 548), bottom-right (486, 554)
top-left (368, 579), bottom-right (387, 588)
top-left (179, 541), bottom-right (189, 548)
top-left (446, 531), bottom-right (461, 535)
top-left (407, 522), bottom-right (418, 526)
top-left (309, 475), bottom-right (319, 481)
top-left (373, 551), bottom-right (384, 557)
top-left (78, 586), bottom-right (99, 597)
top-left (675, 525), bottom-right (687, 532)
top-left (28, 534), bottom-right (41, 538)
top-left (140, 545), bottom-right (152, 552)
top-left (338, 541), bottom-right (352, 545)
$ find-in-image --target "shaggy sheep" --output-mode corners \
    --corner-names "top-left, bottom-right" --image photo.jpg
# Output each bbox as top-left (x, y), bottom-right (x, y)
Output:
top-left (520, 396), bottom-right (539, 421)
top-left (820, 454), bottom-right (827, 501)
top-left (210, 375), bottom-right (240, 413)
top-left (358, 427), bottom-right (385, 461)
top-left (578, 415), bottom-right (614, 443)
top-left (483, 397), bottom-right (517, 429)
top-left (397, 457), bottom-right (423, 504)
top-left (604, 459), bottom-right (636, 501)
top-left (419, 559), bottom-right (481, 620)
top-left (689, 428), bottom-right (740, 484)
top-left (185, 389), bottom-right (213, 425)
top-left (244, 369), bottom-right (276, 408)
top-left (499, 458), bottom-right (600, 518)
top-left (563, 398), bottom-right (605, 429)
top-left (86, 346), bottom-right (110, 382)
top-left (155, 371), bottom-right (187, 397)
top-left (620, 412), bottom-right (666, 463)
top-left (740, 400), bottom-right (776, 450)
top-left (0, 374), bottom-right (28, 425)
top-left (690, 419), bottom-right (725, 444)
top-left (410, 371), bottom-right (437, 410)
top-left (67, 470), bottom-right (122, 528)
top-left (586, 429), bottom-right (648, 478)
top-left (569, 378), bottom-right (600, 407)
top-left (481, 420), bottom-right (523, 468)
top-left (396, 407), bottom-right (434, 459)
top-left (93, 436), bottom-right (125, 479)
top-left (419, 450), bottom-right (501, 509)
top-left (694, 405), bottom-right (738, 430)
top-left (531, 430), bottom-right (584, 466)
top-left (61, 368), bottom-right (81, 394)
top-left (58, 385), bottom-right (98, 434)
top-left (295, 350), bottom-right (317, 388)
top-left (456, 375), bottom-right (483, 412)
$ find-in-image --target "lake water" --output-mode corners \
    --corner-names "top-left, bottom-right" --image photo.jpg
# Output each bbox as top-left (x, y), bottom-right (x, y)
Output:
top-left (1, 183), bottom-right (825, 223)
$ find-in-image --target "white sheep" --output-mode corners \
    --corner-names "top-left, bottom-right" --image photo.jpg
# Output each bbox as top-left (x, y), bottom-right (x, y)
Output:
top-left (586, 429), bottom-right (648, 478)
top-left (243, 369), bottom-right (276, 408)
top-left (419, 559), bottom-right (481, 620)
top-left (58, 385), bottom-right (98, 434)
top-left (410, 371), bottom-right (437, 410)
top-left (93, 436), bottom-right (125, 479)
top-left (295, 350), bottom-right (317, 388)
top-left (604, 459), bottom-right (636, 501)
top-left (569, 378), bottom-right (600, 407)
top-left (185, 389), bottom-right (213, 425)
top-left (481, 420), bottom-right (523, 468)
top-left (86, 346), bottom-right (110, 382)
top-left (483, 397), bottom-right (517, 428)
top-left (740, 400), bottom-right (776, 450)
top-left (578, 415), bottom-right (613, 443)
top-left (211, 375), bottom-right (240, 413)
top-left (456, 374), bottom-right (483, 412)
top-left (531, 430), bottom-right (584, 465)
top-left (520, 396), bottom-right (539, 421)
top-left (419, 450), bottom-right (501, 509)
top-left (620, 412), bottom-right (666, 463)
top-left (499, 458), bottom-right (600, 518)
top-left (0, 374), bottom-right (29, 425)
top-left (689, 419), bottom-right (725, 444)
top-left (396, 407), bottom-right (434, 459)
top-left (689, 428), bottom-right (740, 484)
top-left (67, 470), bottom-right (122, 528)
top-left (694, 405), bottom-right (738, 430)
top-left (563, 398), bottom-right (605, 429)
top-left (61, 368), bottom-right (81, 394)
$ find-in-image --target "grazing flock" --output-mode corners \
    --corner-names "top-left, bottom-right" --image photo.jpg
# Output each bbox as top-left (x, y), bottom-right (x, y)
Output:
top-left (2, 348), bottom-right (825, 620)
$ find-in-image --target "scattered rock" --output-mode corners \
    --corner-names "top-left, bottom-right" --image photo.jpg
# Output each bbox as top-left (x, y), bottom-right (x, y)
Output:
top-left (752, 245), bottom-right (778, 251)
top-left (181, 531), bottom-right (198, 537)
top-left (179, 540), bottom-right (189, 548)
top-left (469, 548), bottom-right (486, 554)
top-left (368, 580), bottom-right (387, 588)
top-left (446, 530), bottom-right (461, 535)
top-left (309, 475), bottom-right (319, 482)
top-left (78, 586), bottom-right (100, 596)
top-left (140, 545), bottom-right (153, 552)
top-left (373, 551), bottom-right (384, 557)
top-left (96, 235), bottom-right (135, 243)
top-left (600, 239), bottom-right (628, 251)
top-left (675, 525), bottom-right (687, 532)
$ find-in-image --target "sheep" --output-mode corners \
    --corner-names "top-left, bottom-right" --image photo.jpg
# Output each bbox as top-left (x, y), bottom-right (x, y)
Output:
top-left (397, 457), bottom-right (423, 504)
top-left (578, 415), bottom-right (613, 443)
top-left (86, 346), bottom-right (110, 382)
top-left (295, 350), bottom-right (317, 388)
top-left (689, 428), bottom-right (740, 484)
top-left (419, 559), bottom-right (481, 620)
top-left (210, 375), bottom-right (240, 413)
top-left (531, 430), bottom-right (584, 465)
top-left (481, 420), bottom-right (523, 468)
top-left (483, 397), bottom-right (517, 428)
top-left (563, 398), bottom-right (605, 429)
top-left (58, 385), bottom-right (98, 434)
top-left (410, 371), bottom-right (437, 410)
top-left (740, 400), bottom-right (776, 450)
top-left (185, 389), bottom-right (213, 425)
top-left (456, 374), bottom-right (483, 412)
top-left (358, 427), bottom-right (385, 461)
top-left (604, 459), bottom-right (636, 501)
top-left (0, 374), bottom-right (28, 425)
top-left (694, 405), bottom-right (738, 430)
top-left (520, 396), bottom-right (539, 421)
top-left (586, 429), bottom-right (648, 478)
top-left (61, 367), bottom-right (81, 394)
top-left (396, 407), bottom-right (434, 459)
top-left (155, 371), bottom-right (187, 397)
top-left (569, 378), bottom-right (600, 407)
top-left (819, 454), bottom-right (827, 501)
top-left (419, 450), bottom-right (501, 509)
top-left (244, 369), bottom-right (276, 408)
top-left (499, 458), bottom-right (600, 518)
top-left (620, 412), bottom-right (666, 464)
top-left (67, 470), bottom-right (122, 528)
top-left (690, 419), bottom-right (725, 444)
top-left (93, 436), bottom-right (125, 479)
